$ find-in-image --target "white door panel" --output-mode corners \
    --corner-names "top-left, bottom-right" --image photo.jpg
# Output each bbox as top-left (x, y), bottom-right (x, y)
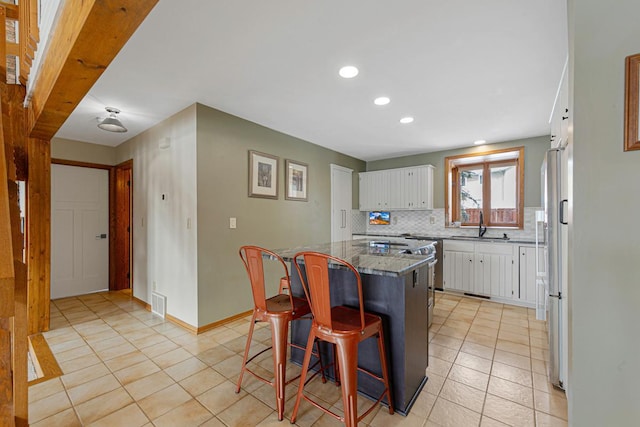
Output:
top-left (51, 165), bottom-right (109, 299)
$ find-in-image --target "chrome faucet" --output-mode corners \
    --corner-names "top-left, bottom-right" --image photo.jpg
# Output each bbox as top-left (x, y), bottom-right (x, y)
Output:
top-left (479, 211), bottom-right (487, 237)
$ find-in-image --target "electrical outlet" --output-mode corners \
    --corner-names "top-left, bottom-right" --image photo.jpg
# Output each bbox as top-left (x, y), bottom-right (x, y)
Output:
top-left (230, 217), bottom-right (237, 229)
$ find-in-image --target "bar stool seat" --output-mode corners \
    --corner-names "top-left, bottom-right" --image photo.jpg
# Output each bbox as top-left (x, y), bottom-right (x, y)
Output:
top-left (237, 246), bottom-right (325, 421)
top-left (291, 251), bottom-right (394, 427)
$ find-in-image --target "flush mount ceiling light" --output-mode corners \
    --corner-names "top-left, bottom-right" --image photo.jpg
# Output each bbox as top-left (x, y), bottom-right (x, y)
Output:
top-left (374, 96), bottom-right (390, 106)
top-left (400, 117), bottom-right (414, 124)
top-left (97, 107), bottom-right (128, 133)
top-left (338, 65), bottom-right (359, 78)
top-left (474, 139), bottom-right (487, 145)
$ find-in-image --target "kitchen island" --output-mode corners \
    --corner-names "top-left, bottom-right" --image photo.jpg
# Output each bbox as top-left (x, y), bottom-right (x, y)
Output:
top-left (272, 238), bottom-right (436, 416)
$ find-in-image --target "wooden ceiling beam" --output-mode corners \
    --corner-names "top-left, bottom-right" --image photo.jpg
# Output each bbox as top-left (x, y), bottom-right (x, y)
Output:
top-left (26, 0), bottom-right (158, 140)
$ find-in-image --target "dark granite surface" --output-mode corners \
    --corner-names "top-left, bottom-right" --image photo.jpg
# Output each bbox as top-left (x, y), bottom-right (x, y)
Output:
top-left (272, 238), bottom-right (436, 277)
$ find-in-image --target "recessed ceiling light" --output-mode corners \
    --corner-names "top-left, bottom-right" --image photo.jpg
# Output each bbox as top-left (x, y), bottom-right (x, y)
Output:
top-left (400, 117), bottom-right (414, 124)
top-left (338, 65), bottom-right (359, 78)
top-left (374, 97), bottom-right (390, 106)
top-left (474, 139), bottom-right (486, 145)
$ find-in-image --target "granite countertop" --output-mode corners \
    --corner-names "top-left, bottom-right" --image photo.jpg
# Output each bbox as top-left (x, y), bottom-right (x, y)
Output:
top-left (272, 238), bottom-right (436, 277)
top-left (353, 232), bottom-right (537, 245)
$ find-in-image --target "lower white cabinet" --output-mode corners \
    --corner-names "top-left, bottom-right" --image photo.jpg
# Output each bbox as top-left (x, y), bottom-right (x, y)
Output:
top-left (518, 245), bottom-right (544, 305)
top-left (443, 240), bottom-right (517, 302)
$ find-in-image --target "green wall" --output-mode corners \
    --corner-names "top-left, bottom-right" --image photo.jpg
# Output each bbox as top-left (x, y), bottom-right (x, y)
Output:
top-left (367, 135), bottom-right (550, 208)
top-left (51, 137), bottom-right (117, 165)
top-left (195, 104), bottom-right (365, 325)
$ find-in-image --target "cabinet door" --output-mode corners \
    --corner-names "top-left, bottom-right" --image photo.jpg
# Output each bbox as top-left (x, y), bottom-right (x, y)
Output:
top-left (387, 169), bottom-right (403, 209)
top-left (444, 250), bottom-right (473, 292)
top-left (475, 243), bottom-right (515, 299)
top-left (518, 246), bottom-right (539, 304)
top-left (358, 172), bottom-right (370, 211)
top-left (415, 165), bottom-right (434, 210)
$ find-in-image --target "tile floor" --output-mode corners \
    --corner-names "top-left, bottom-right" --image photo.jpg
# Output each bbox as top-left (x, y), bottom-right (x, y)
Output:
top-left (28, 291), bottom-right (568, 426)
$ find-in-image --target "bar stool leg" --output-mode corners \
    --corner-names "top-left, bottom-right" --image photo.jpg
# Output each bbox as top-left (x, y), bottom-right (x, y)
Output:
top-left (236, 312), bottom-right (257, 393)
top-left (335, 338), bottom-right (359, 427)
top-left (270, 315), bottom-right (289, 421)
top-left (290, 331), bottom-right (316, 424)
top-left (376, 330), bottom-right (394, 414)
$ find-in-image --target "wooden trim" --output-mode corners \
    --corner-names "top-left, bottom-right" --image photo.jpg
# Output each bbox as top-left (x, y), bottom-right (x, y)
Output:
top-left (26, 0), bottom-right (159, 140)
top-left (12, 261), bottom-right (28, 424)
top-left (166, 314), bottom-right (198, 335)
top-left (51, 158), bottom-right (112, 170)
top-left (624, 53), bottom-right (640, 151)
top-left (2, 3), bottom-right (18, 20)
top-left (196, 310), bottom-right (253, 334)
top-left (27, 333), bottom-right (63, 386)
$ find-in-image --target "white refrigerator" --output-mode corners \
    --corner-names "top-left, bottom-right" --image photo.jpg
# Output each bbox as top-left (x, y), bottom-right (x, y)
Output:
top-left (536, 147), bottom-right (568, 390)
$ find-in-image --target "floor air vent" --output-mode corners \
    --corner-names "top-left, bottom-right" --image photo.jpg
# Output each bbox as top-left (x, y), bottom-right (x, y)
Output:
top-left (151, 292), bottom-right (167, 318)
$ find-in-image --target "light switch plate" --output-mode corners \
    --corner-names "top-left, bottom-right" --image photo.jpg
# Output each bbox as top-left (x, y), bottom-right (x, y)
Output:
top-left (230, 217), bottom-right (237, 229)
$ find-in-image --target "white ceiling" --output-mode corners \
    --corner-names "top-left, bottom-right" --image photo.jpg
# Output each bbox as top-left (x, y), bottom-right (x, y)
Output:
top-left (54, 1), bottom-right (568, 162)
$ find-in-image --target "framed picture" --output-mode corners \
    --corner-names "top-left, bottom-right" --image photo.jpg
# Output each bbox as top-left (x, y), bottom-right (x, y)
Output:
top-left (624, 53), bottom-right (640, 151)
top-left (248, 150), bottom-right (279, 199)
top-left (285, 159), bottom-right (308, 201)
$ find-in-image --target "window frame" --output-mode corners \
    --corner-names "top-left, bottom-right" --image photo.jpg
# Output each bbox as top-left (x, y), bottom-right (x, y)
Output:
top-left (445, 146), bottom-right (525, 229)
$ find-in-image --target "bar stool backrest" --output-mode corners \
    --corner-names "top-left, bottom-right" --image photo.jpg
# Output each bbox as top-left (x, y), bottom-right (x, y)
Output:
top-left (239, 246), bottom-right (292, 312)
top-left (293, 251), bottom-right (365, 333)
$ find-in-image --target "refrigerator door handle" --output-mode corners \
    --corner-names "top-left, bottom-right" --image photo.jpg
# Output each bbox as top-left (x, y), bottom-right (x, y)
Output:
top-left (560, 199), bottom-right (568, 225)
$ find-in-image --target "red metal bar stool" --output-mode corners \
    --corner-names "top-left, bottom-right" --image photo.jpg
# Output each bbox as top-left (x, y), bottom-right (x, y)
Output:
top-left (290, 251), bottom-right (394, 427)
top-left (236, 246), bottom-right (324, 421)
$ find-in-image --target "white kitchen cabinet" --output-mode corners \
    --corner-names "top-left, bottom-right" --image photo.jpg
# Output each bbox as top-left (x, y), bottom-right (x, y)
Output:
top-left (475, 243), bottom-right (516, 299)
top-left (443, 240), bottom-right (474, 293)
top-left (518, 245), bottom-right (544, 305)
top-left (444, 240), bottom-right (517, 302)
top-left (358, 165), bottom-right (434, 211)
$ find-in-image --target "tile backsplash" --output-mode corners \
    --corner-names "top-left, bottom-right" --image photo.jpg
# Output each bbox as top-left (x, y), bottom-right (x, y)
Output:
top-left (352, 207), bottom-right (542, 242)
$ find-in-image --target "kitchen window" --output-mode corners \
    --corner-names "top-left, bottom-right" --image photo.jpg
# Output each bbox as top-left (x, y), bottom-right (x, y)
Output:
top-left (445, 147), bottom-right (524, 228)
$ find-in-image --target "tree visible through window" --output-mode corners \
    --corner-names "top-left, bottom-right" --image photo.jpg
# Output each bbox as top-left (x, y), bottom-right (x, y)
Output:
top-left (446, 147), bottom-right (524, 228)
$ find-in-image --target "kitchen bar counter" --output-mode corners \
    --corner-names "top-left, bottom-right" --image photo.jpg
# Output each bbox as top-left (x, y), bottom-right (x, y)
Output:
top-left (273, 237), bottom-right (436, 277)
top-left (272, 239), bottom-right (435, 416)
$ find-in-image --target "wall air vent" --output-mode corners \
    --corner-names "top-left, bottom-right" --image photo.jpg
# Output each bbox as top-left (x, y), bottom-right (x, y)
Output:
top-left (151, 292), bottom-right (167, 318)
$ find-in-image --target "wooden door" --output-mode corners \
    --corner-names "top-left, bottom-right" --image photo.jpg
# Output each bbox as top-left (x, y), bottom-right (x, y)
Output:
top-left (114, 161), bottom-right (132, 291)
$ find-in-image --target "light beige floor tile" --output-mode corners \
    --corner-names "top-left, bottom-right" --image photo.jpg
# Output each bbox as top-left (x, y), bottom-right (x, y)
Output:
top-left (164, 355), bottom-right (208, 381)
top-left (424, 372), bottom-right (446, 395)
top-left (426, 356), bottom-right (453, 377)
top-left (491, 361), bottom-right (532, 387)
top-left (444, 318), bottom-right (472, 330)
top-left (533, 388), bottom-right (568, 420)
top-left (96, 341), bottom-right (138, 361)
top-left (495, 339), bottom-right (530, 357)
top-left (439, 379), bottom-right (485, 413)
top-left (152, 399), bottom-right (214, 426)
top-left (430, 334), bottom-right (463, 352)
top-left (29, 407), bottom-right (80, 426)
top-left (497, 330), bottom-right (530, 346)
top-left (460, 341), bottom-right (494, 361)
top-left (104, 349), bottom-right (149, 371)
top-left (493, 349), bottom-right (531, 371)
top-left (455, 351), bottom-right (492, 374)
top-left (213, 354), bottom-right (244, 380)
top-left (131, 332), bottom-right (171, 350)
top-left (535, 410), bottom-right (569, 427)
top-left (447, 364), bottom-right (490, 392)
top-left (469, 324), bottom-right (499, 339)
top-left (87, 335), bottom-right (127, 352)
top-left (429, 343), bottom-right (459, 363)
top-left (500, 317), bottom-right (529, 328)
top-left (464, 332), bottom-right (497, 348)
top-left (67, 373), bottom-right (121, 405)
top-left (114, 359), bottom-right (161, 385)
top-left (530, 336), bottom-right (549, 350)
top-left (179, 367), bottom-right (226, 396)
top-left (471, 318), bottom-right (500, 330)
top-left (217, 394), bottom-right (273, 427)
top-left (411, 391), bottom-right (437, 419)
top-left (59, 353), bottom-right (103, 374)
top-left (483, 394), bottom-right (534, 427)
top-left (428, 397), bottom-right (481, 427)
top-left (29, 377), bottom-right (64, 403)
top-left (53, 344), bottom-right (95, 362)
top-left (480, 415), bottom-right (510, 426)
top-left (531, 359), bottom-right (546, 375)
top-left (49, 338), bottom-right (87, 354)
top-left (487, 376), bottom-right (533, 408)
top-left (28, 390), bottom-right (72, 424)
top-left (153, 347), bottom-right (193, 369)
top-left (530, 346), bottom-right (549, 361)
top-left (124, 370), bottom-right (175, 401)
top-left (437, 325), bottom-right (469, 340)
top-left (75, 387), bottom-right (133, 425)
top-left (87, 403), bottom-right (149, 427)
top-left (475, 312), bottom-right (502, 322)
top-left (370, 409), bottom-right (426, 426)
top-left (137, 383), bottom-right (192, 420)
top-left (140, 339), bottom-right (180, 358)
top-left (197, 380), bottom-right (248, 415)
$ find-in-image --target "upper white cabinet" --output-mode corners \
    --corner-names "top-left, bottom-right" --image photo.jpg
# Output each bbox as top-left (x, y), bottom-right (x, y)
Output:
top-left (359, 165), bottom-right (434, 211)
